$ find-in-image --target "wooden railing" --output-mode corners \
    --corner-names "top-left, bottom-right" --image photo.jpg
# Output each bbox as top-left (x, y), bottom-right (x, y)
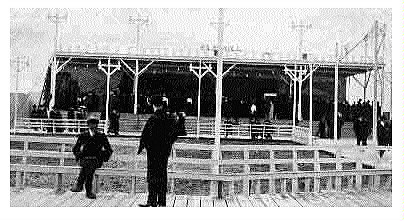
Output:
top-left (14, 118), bottom-right (298, 143)
top-left (14, 118), bottom-right (106, 134)
top-left (10, 135), bottom-right (392, 197)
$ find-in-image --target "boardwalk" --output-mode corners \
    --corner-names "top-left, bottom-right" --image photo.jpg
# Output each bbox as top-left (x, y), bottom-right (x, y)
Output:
top-left (10, 188), bottom-right (391, 207)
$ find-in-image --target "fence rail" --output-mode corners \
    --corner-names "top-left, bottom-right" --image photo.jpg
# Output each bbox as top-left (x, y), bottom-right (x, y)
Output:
top-left (10, 135), bottom-right (392, 197)
top-left (14, 118), bottom-right (304, 143)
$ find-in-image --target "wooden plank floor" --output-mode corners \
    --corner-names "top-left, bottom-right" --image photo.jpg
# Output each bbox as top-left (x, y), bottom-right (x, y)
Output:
top-left (10, 188), bottom-right (392, 207)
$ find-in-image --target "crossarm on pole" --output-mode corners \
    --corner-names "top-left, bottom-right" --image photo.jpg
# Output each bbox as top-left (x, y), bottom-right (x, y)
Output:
top-left (302, 64), bottom-right (320, 82)
top-left (222, 64), bottom-right (236, 77)
top-left (119, 59), bottom-right (135, 80)
top-left (138, 61), bottom-right (154, 76)
top-left (56, 57), bottom-right (72, 73)
top-left (202, 63), bottom-right (217, 78)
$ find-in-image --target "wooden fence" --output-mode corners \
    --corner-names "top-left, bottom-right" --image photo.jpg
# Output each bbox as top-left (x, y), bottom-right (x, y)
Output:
top-left (10, 135), bottom-right (391, 197)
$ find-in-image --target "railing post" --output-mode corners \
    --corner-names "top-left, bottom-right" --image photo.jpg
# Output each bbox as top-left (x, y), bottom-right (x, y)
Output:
top-left (304, 178), bottom-right (311, 192)
top-left (368, 175), bottom-right (374, 190)
top-left (228, 180), bottom-right (234, 196)
top-left (52, 119), bottom-right (56, 135)
top-left (22, 139), bottom-right (28, 188)
top-left (335, 176), bottom-right (342, 191)
top-left (210, 180), bottom-right (218, 197)
top-left (356, 161), bottom-right (362, 191)
top-left (40, 119), bottom-right (43, 133)
top-left (327, 176), bottom-right (333, 191)
top-left (168, 177), bottom-right (175, 194)
top-left (94, 174), bottom-right (99, 193)
top-left (15, 172), bottom-right (23, 190)
top-left (281, 178), bottom-right (287, 193)
top-left (268, 178), bottom-right (275, 193)
top-left (374, 175), bottom-right (380, 190)
top-left (255, 180), bottom-right (261, 195)
top-left (291, 178), bottom-right (298, 193)
top-left (130, 176), bottom-right (136, 195)
top-left (243, 147), bottom-right (249, 195)
top-left (55, 143), bottom-right (65, 193)
top-left (314, 176), bottom-right (320, 193)
top-left (386, 175), bottom-right (392, 189)
top-left (335, 147), bottom-right (342, 191)
top-left (355, 175), bottom-right (362, 191)
top-left (262, 125), bottom-right (265, 139)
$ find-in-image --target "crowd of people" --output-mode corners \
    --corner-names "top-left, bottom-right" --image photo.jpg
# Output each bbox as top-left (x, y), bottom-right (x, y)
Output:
top-left (29, 93), bottom-right (391, 145)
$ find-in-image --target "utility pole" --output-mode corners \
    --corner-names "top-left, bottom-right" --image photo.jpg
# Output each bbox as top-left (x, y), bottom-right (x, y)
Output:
top-left (214, 8), bottom-right (225, 174)
top-left (48, 9), bottom-right (67, 111)
top-left (98, 58), bottom-right (121, 133)
top-left (12, 56), bottom-right (28, 133)
top-left (372, 20), bottom-right (379, 144)
top-left (291, 19), bottom-right (311, 121)
top-left (128, 12), bottom-right (150, 54)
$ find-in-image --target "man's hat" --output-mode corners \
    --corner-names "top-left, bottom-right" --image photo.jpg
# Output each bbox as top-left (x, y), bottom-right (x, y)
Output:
top-left (150, 96), bottom-right (163, 106)
top-left (87, 114), bottom-right (99, 124)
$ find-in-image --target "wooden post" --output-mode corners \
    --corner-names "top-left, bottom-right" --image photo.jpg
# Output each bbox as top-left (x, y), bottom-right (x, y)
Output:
top-left (228, 180), bottom-right (234, 196)
top-left (356, 175), bottom-right (362, 190)
top-left (386, 175), bottom-right (392, 189)
top-left (242, 178), bottom-right (249, 196)
top-left (313, 177), bottom-right (320, 193)
top-left (169, 178), bottom-right (175, 194)
top-left (130, 176), bottom-right (136, 195)
top-left (304, 178), bottom-right (311, 192)
top-left (268, 178), bottom-right (275, 193)
top-left (373, 175), bottom-right (380, 190)
top-left (335, 176), bottom-right (342, 191)
top-left (22, 140), bottom-right (28, 188)
top-left (281, 179), bottom-right (287, 193)
top-left (55, 143), bottom-right (65, 193)
top-left (270, 150), bottom-right (275, 173)
top-left (55, 173), bottom-right (63, 193)
top-left (15, 172), bottom-right (23, 190)
top-left (292, 148), bottom-right (298, 172)
top-left (347, 175), bottom-right (354, 189)
top-left (94, 174), bottom-right (99, 193)
top-left (368, 175), bottom-right (374, 190)
top-left (255, 180), bottom-right (261, 195)
top-left (210, 180), bottom-right (218, 197)
top-left (218, 181), bottom-right (223, 199)
top-left (327, 176), bottom-right (333, 191)
top-left (291, 178), bottom-right (298, 193)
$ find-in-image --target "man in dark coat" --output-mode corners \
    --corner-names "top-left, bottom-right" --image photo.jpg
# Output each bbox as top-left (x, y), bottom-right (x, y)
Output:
top-left (71, 114), bottom-right (113, 199)
top-left (353, 116), bottom-right (371, 146)
top-left (137, 96), bottom-right (180, 207)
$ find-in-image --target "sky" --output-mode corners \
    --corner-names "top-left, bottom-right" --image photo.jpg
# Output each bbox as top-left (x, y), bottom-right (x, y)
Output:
top-left (9, 8), bottom-right (392, 109)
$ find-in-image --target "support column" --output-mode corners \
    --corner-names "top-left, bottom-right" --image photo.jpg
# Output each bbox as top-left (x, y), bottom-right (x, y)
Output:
top-left (372, 20), bottom-right (379, 144)
top-left (309, 66), bottom-right (313, 145)
top-left (105, 61), bottom-right (111, 128)
top-left (98, 58), bottom-right (121, 133)
top-left (298, 66), bottom-right (303, 121)
top-left (133, 60), bottom-right (139, 115)
top-left (334, 43), bottom-right (339, 142)
top-left (292, 75), bottom-right (297, 128)
top-left (213, 8), bottom-right (225, 174)
top-left (197, 62), bottom-right (202, 138)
